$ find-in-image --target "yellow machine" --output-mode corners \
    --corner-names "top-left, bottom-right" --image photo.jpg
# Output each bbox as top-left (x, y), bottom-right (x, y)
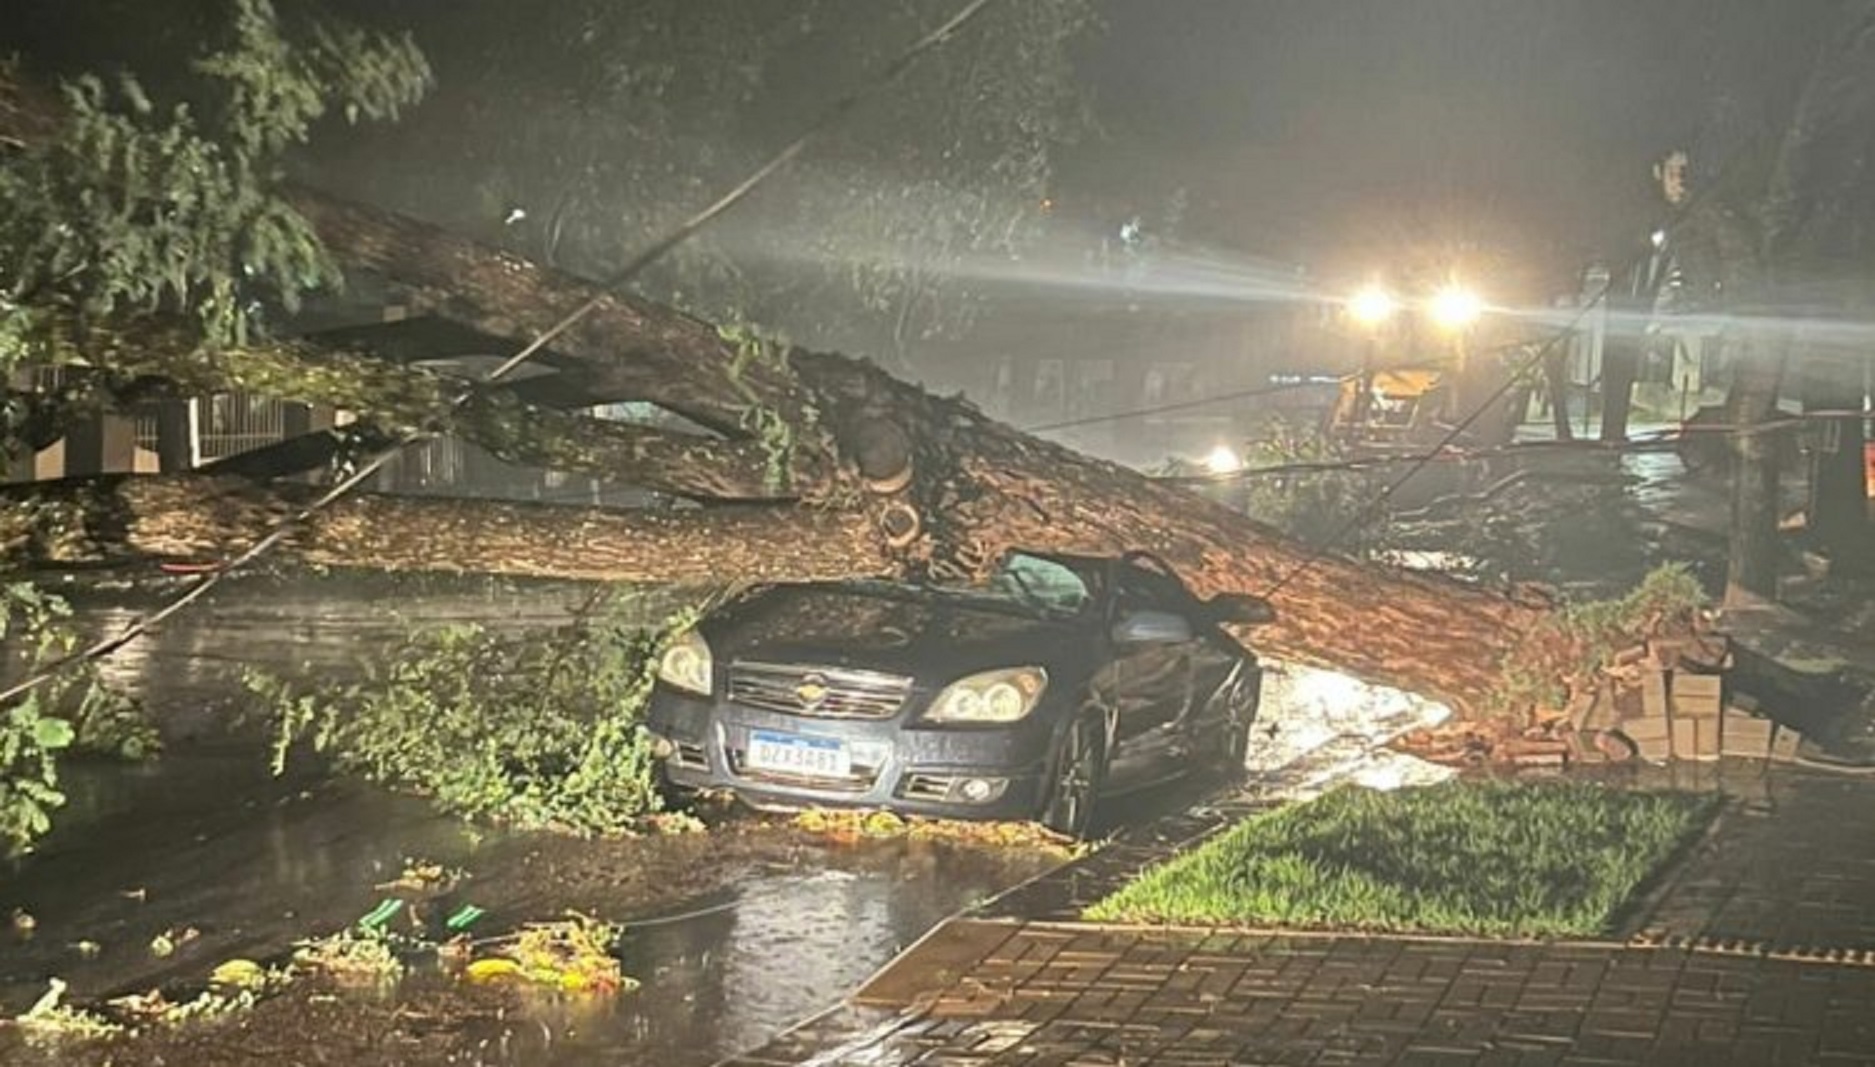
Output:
top-left (1325, 367), bottom-right (1450, 441)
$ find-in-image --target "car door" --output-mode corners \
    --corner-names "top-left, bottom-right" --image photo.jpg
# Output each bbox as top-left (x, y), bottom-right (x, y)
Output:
top-left (1104, 564), bottom-right (1200, 756)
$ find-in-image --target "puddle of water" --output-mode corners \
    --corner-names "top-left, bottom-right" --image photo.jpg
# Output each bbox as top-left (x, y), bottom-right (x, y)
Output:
top-left (0, 575), bottom-right (1058, 1066)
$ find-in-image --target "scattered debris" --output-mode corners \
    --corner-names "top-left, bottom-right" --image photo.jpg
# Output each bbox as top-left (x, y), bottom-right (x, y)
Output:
top-left (11, 908), bottom-right (36, 935)
top-left (292, 928), bottom-right (404, 984)
top-left (107, 980), bottom-right (280, 1027)
top-left (462, 957), bottom-right (523, 983)
top-left (462, 913), bottom-right (634, 993)
top-left (375, 858), bottom-right (465, 894)
top-left (642, 810), bottom-right (707, 835)
top-left (148, 926), bottom-right (199, 958)
top-left (207, 958), bottom-right (271, 993)
top-left (10, 979), bottom-right (123, 1041)
top-left (789, 808), bottom-right (1082, 857)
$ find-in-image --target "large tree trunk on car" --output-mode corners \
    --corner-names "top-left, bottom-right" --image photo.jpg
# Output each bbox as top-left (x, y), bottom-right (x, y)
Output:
top-left (0, 474), bottom-right (891, 584)
top-left (0, 72), bottom-right (1548, 717)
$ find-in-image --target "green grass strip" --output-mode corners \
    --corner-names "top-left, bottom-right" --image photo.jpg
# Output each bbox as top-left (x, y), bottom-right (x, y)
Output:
top-left (1086, 779), bottom-right (1717, 938)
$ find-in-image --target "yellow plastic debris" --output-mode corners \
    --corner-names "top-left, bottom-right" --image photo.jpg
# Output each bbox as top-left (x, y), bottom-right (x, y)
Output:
top-left (209, 958), bottom-right (268, 992)
top-left (463, 958), bottom-right (524, 983)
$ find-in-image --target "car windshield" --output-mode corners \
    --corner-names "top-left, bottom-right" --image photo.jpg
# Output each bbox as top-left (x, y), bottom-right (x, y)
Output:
top-left (974, 552), bottom-right (1095, 617)
top-left (845, 553), bottom-right (1095, 619)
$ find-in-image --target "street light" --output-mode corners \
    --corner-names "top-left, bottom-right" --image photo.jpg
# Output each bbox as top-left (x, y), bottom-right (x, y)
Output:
top-left (1347, 285), bottom-right (1398, 327)
top-left (1204, 444), bottom-right (1242, 475)
top-left (1428, 285), bottom-right (1483, 331)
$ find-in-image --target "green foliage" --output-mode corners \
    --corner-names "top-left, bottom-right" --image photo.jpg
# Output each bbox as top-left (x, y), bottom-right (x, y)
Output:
top-left (0, 583), bottom-right (153, 854)
top-left (718, 322), bottom-right (802, 492)
top-left (1497, 563), bottom-right (1708, 714)
top-left (344, 0), bottom-right (1093, 362)
top-left (1087, 780), bottom-right (1717, 937)
top-left (1233, 422), bottom-right (1386, 551)
top-left (251, 592), bottom-right (702, 834)
top-left (0, 701), bottom-right (73, 854)
top-left (0, 0), bottom-right (429, 369)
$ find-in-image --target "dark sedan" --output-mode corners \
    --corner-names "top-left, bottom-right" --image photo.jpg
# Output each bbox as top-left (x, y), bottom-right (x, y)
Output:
top-left (644, 551), bottom-right (1270, 838)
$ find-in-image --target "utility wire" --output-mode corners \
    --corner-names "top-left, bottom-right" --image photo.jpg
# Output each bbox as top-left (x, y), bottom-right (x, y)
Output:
top-left (0, 0), bottom-right (1005, 707)
top-left (1019, 337), bottom-right (1539, 436)
top-left (1021, 377), bottom-right (1328, 434)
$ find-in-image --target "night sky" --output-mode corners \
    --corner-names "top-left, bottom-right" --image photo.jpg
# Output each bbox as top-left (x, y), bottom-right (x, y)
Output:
top-left (1068, 0), bottom-right (1839, 293)
top-left (0, 0), bottom-right (1849, 300)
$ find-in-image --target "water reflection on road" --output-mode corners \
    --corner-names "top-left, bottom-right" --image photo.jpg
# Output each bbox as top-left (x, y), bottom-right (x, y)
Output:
top-left (0, 574), bottom-right (1057, 1066)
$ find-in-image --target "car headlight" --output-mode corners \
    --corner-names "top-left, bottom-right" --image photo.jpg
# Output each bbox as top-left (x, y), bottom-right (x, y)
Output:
top-left (925, 667), bottom-right (1048, 724)
top-left (657, 630), bottom-right (713, 696)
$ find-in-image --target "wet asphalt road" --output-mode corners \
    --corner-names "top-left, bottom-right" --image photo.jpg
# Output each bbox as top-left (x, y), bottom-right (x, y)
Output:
top-left (0, 573), bottom-right (1066, 1065)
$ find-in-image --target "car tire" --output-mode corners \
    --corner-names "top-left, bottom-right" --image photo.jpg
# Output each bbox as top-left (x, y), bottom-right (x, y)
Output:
top-left (1210, 675), bottom-right (1257, 776)
top-left (1041, 712), bottom-right (1107, 840)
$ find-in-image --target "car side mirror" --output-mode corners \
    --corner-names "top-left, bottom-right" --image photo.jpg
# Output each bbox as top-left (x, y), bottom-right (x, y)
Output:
top-left (1111, 609), bottom-right (1193, 644)
top-left (1206, 593), bottom-right (1276, 626)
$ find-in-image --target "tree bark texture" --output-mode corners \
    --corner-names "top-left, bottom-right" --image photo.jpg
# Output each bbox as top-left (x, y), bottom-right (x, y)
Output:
top-left (0, 68), bottom-right (1551, 716)
top-left (1724, 338), bottom-right (1790, 603)
top-left (0, 475), bottom-right (890, 585)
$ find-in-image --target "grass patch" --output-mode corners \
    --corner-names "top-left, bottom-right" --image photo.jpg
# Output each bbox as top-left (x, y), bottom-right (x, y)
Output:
top-left (1085, 780), bottom-right (1717, 938)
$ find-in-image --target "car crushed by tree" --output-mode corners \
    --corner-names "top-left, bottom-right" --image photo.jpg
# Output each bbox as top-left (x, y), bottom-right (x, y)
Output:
top-left (647, 551), bottom-right (1272, 837)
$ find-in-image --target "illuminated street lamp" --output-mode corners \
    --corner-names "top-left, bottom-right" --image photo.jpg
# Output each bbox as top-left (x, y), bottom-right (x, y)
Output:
top-left (1429, 285), bottom-right (1484, 331)
top-left (1204, 444), bottom-right (1243, 476)
top-left (1347, 285), bottom-right (1398, 327)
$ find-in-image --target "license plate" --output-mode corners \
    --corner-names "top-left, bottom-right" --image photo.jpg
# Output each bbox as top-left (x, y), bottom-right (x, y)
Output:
top-left (746, 729), bottom-right (851, 778)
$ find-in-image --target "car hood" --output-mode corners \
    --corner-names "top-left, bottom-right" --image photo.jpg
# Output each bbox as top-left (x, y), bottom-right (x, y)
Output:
top-left (702, 583), bottom-right (1092, 682)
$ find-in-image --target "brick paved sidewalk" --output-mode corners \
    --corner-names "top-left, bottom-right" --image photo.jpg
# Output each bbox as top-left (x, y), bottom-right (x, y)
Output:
top-left (729, 921), bottom-right (1875, 1066)
top-left (1637, 765), bottom-right (1875, 952)
top-left (725, 763), bottom-right (1875, 1066)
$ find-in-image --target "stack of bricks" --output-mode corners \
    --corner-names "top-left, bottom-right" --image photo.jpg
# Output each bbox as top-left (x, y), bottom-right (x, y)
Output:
top-left (1608, 667), bottom-right (1799, 764)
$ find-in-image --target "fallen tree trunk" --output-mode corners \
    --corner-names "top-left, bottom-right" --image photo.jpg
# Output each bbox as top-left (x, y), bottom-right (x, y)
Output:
top-left (0, 474), bottom-right (889, 584)
top-left (0, 67), bottom-right (1549, 715)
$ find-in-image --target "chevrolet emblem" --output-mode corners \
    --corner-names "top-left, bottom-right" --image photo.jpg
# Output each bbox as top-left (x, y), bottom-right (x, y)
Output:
top-left (795, 675), bottom-right (830, 708)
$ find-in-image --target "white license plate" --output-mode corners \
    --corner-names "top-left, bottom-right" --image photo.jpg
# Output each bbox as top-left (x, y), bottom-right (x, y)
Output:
top-left (746, 729), bottom-right (851, 778)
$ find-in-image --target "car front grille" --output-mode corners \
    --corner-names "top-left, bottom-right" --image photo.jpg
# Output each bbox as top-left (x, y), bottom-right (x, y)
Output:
top-left (727, 661), bottom-right (912, 719)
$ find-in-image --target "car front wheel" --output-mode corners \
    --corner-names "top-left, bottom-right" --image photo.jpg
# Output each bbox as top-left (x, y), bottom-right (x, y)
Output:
top-left (1211, 677), bottom-right (1257, 776)
top-left (1041, 712), bottom-right (1107, 840)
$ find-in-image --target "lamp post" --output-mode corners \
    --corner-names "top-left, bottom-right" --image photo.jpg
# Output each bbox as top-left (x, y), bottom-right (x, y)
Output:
top-left (1428, 284), bottom-right (1483, 423)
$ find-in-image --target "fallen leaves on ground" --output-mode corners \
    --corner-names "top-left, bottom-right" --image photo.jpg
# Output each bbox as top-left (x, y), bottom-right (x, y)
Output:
top-left (374, 858), bottom-right (466, 894)
top-left (291, 929), bottom-right (404, 984)
top-left (789, 808), bottom-right (1083, 857)
top-left (9, 979), bottom-right (123, 1041)
top-left (208, 958), bottom-right (270, 992)
top-left (640, 810), bottom-right (707, 835)
top-left (460, 913), bottom-right (636, 994)
top-left (148, 926), bottom-right (199, 959)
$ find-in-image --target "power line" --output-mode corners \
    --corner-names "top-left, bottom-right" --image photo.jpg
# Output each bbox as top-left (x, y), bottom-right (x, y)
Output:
top-left (0, 0), bottom-right (1005, 707)
top-left (1021, 377), bottom-right (1329, 434)
top-left (1018, 336), bottom-right (1544, 437)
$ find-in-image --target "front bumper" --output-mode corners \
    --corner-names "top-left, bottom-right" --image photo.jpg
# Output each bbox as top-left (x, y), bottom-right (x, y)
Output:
top-left (645, 687), bottom-right (1058, 820)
